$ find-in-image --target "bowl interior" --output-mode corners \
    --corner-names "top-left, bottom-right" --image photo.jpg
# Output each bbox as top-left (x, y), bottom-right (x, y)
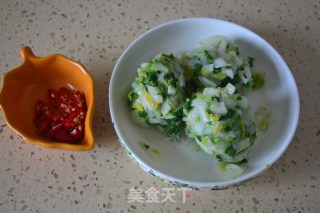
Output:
top-left (0, 48), bottom-right (95, 150)
top-left (110, 18), bottom-right (299, 187)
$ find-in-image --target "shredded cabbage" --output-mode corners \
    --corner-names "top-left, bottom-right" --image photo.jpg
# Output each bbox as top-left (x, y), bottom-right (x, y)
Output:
top-left (128, 54), bottom-right (186, 138)
top-left (181, 36), bottom-right (255, 92)
top-left (183, 86), bottom-right (256, 164)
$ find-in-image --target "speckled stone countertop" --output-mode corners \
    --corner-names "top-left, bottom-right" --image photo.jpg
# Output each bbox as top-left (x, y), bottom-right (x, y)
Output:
top-left (0, 0), bottom-right (319, 212)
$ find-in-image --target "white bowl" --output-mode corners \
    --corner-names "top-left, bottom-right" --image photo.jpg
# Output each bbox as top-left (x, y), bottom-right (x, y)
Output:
top-left (109, 18), bottom-right (299, 189)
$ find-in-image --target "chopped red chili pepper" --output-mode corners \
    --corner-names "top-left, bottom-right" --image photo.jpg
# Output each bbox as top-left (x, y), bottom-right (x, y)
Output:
top-left (34, 87), bottom-right (87, 143)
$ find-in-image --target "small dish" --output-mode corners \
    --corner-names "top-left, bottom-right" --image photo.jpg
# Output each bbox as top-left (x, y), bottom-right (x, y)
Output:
top-left (0, 46), bottom-right (95, 151)
top-left (109, 18), bottom-right (300, 189)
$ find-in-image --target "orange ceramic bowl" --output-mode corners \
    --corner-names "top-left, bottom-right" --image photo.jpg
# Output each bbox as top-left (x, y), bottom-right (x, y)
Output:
top-left (0, 46), bottom-right (95, 151)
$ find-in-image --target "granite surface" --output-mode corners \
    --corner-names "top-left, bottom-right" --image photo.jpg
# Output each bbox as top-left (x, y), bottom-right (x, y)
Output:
top-left (0, 0), bottom-right (319, 212)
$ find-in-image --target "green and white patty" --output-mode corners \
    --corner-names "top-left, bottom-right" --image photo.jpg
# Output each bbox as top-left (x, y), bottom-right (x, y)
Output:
top-left (183, 84), bottom-right (256, 164)
top-left (181, 36), bottom-right (255, 91)
top-left (128, 53), bottom-right (186, 138)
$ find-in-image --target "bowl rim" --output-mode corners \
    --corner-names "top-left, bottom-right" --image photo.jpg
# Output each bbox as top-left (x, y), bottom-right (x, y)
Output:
top-left (0, 46), bottom-right (95, 151)
top-left (109, 17), bottom-right (300, 188)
